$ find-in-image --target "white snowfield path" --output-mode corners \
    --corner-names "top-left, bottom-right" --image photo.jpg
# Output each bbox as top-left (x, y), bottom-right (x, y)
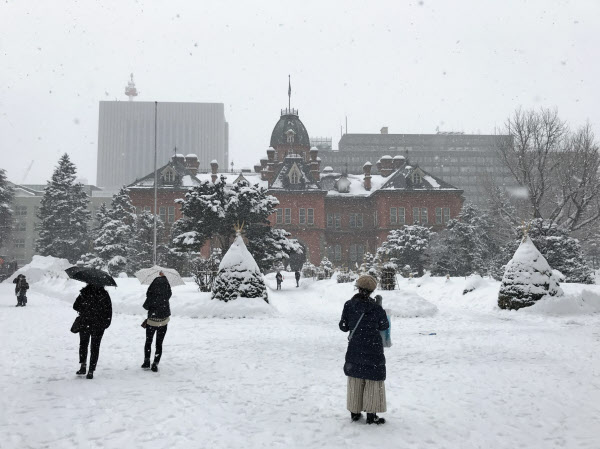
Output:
top-left (1, 275), bottom-right (600, 449)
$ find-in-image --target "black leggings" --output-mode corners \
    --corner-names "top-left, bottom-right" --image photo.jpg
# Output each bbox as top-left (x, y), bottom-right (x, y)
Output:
top-left (145, 325), bottom-right (168, 364)
top-left (79, 330), bottom-right (104, 371)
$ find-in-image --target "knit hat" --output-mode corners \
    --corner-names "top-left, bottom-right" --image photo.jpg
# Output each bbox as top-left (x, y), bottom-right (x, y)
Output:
top-left (355, 275), bottom-right (377, 292)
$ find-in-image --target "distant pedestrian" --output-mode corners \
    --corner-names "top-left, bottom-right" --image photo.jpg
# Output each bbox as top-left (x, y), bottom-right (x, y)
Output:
top-left (73, 284), bottom-right (112, 379)
top-left (142, 271), bottom-right (172, 372)
top-left (295, 271), bottom-right (300, 287)
top-left (339, 275), bottom-right (389, 425)
top-left (13, 274), bottom-right (29, 307)
top-left (275, 271), bottom-right (283, 290)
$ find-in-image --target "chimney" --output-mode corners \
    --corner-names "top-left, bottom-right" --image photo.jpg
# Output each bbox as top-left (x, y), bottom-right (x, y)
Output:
top-left (184, 154), bottom-right (199, 176)
top-left (376, 159), bottom-right (382, 173)
top-left (380, 126), bottom-right (388, 134)
top-left (379, 155), bottom-right (393, 177)
top-left (392, 155), bottom-right (406, 171)
top-left (210, 160), bottom-right (219, 183)
top-left (254, 164), bottom-right (262, 173)
top-left (363, 161), bottom-right (372, 191)
top-left (310, 147), bottom-right (320, 182)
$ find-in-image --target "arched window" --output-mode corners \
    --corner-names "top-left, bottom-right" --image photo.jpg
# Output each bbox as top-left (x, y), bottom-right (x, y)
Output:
top-left (290, 171), bottom-right (300, 184)
top-left (412, 172), bottom-right (422, 184)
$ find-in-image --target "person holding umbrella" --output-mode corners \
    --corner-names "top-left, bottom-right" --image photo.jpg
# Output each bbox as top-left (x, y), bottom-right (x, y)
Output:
top-left (67, 267), bottom-right (115, 380)
top-left (141, 271), bottom-right (172, 372)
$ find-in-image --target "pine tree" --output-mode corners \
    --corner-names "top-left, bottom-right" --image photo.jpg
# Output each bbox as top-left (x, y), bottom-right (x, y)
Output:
top-left (36, 154), bottom-right (91, 262)
top-left (211, 231), bottom-right (268, 303)
top-left (429, 203), bottom-right (499, 277)
top-left (172, 177), bottom-right (301, 271)
top-left (377, 225), bottom-right (433, 276)
top-left (498, 236), bottom-right (563, 310)
top-left (0, 168), bottom-right (14, 250)
top-left (128, 211), bottom-right (166, 274)
top-left (94, 187), bottom-right (136, 276)
top-left (319, 257), bottom-right (334, 278)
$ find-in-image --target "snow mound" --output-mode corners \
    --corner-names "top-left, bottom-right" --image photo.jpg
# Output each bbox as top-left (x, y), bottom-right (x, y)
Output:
top-left (463, 274), bottom-right (484, 294)
top-left (218, 234), bottom-right (261, 273)
top-left (5, 255), bottom-right (71, 284)
top-left (523, 289), bottom-right (600, 316)
top-left (384, 289), bottom-right (438, 318)
top-left (33, 277), bottom-right (277, 319)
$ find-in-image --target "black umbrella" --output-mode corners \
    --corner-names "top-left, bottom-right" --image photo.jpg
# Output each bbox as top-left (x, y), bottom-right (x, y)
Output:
top-left (65, 266), bottom-right (117, 287)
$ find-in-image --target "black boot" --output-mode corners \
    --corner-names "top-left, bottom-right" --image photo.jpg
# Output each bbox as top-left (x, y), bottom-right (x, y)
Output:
top-left (350, 412), bottom-right (363, 422)
top-left (76, 364), bottom-right (87, 375)
top-left (141, 358), bottom-right (151, 369)
top-left (366, 413), bottom-right (385, 425)
top-left (151, 362), bottom-right (158, 372)
top-left (86, 371), bottom-right (94, 379)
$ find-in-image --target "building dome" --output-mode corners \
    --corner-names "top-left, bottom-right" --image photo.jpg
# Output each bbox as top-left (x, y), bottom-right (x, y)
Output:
top-left (270, 109), bottom-right (311, 148)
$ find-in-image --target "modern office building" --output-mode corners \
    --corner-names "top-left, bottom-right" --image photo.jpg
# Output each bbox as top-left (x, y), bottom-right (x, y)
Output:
top-left (97, 97), bottom-right (229, 189)
top-left (318, 129), bottom-right (516, 206)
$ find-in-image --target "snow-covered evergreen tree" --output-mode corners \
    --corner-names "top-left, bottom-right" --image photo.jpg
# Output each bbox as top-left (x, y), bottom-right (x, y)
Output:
top-left (128, 211), bottom-right (166, 274)
top-left (377, 225), bottom-right (432, 276)
top-left (492, 219), bottom-right (594, 283)
top-left (36, 154), bottom-right (91, 263)
top-left (301, 261), bottom-right (317, 278)
top-left (211, 230), bottom-right (268, 303)
top-left (94, 187), bottom-right (136, 275)
top-left (380, 262), bottom-right (397, 290)
top-left (172, 177), bottom-right (301, 271)
top-left (498, 236), bottom-right (563, 310)
top-left (0, 168), bottom-right (14, 250)
top-left (429, 203), bottom-right (499, 277)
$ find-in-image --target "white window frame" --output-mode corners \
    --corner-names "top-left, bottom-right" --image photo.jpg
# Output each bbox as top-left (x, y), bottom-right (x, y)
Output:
top-left (326, 213), bottom-right (333, 228)
top-left (334, 213), bottom-right (341, 229)
top-left (413, 207), bottom-right (420, 224)
top-left (159, 206), bottom-right (167, 223)
top-left (390, 207), bottom-right (397, 225)
top-left (299, 208), bottom-right (306, 224)
top-left (168, 206), bottom-right (175, 223)
top-left (284, 208), bottom-right (291, 224)
top-left (334, 244), bottom-right (342, 261)
top-left (307, 208), bottom-right (314, 225)
top-left (276, 209), bottom-right (283, 224)
top-left (14, 238), bottom-right (26, 248)
top-left (398, 207), bottom-right (405, 225)
top-left (421, 207), bottom-right (428, 225)
top-left (436, 207), bottom-right (443, 224)
top-left (443, 207), bottom-right (450, 223)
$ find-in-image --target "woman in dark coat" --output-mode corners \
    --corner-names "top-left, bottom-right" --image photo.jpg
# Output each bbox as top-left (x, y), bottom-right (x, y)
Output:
top-left (142, 272), bottom-right (172, 372)
top-left (339, 275), bottom-right (389, 425)
top-left (13, 274), bottom-right (29, 307)
top-left (73, 284), bottom-right (112, 379)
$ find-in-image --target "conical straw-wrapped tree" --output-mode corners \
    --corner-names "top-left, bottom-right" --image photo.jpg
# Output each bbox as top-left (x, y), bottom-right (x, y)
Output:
top-left (498, 231), bottom-right (563, 310)
top-left (211, 223), bottom-right (268, 303)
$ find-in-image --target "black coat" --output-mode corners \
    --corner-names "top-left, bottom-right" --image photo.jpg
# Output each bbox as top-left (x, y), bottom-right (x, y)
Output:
top-left (14, 276), bottom-right (29, 297)
top-left (339, 293), bottom-right (389, 381)
top-left (73, 285), bottom-right (112, 332)
top-left (143, 276), bottom-right (172, 319)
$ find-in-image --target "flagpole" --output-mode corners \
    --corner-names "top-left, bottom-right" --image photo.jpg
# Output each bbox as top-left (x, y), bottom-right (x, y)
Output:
top-left (288, 74), bottom-right (291, 110)
top-left (153, 101), bottom-right (158, 266)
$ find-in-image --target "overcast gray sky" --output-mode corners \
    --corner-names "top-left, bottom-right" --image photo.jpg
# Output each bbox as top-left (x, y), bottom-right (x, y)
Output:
top-left (1, 0), bottom-right (598, 185)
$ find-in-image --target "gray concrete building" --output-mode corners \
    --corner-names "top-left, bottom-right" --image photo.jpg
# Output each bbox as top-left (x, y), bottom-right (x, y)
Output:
top-left (0, 184), bottom-right (116, 266)
top-left (97, 101), bottom-right (229, 189)
top-left (317, 130), bottom-right (516, 207)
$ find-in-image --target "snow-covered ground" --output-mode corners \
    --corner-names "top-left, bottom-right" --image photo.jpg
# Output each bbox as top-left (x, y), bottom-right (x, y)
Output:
top-left (1, 271), bottom-right (600, 448)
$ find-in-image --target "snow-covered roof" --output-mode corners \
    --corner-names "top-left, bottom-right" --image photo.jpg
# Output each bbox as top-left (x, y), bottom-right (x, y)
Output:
top-left (186, 153), bottom-right (198, 158)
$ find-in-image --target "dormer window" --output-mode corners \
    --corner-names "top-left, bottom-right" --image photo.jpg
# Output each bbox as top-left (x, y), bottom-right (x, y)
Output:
top-left (162, 167), bottom-right (176, 184)
top-left (412, 172), bottom-right (422, 184)
top-left (288, 162), bottom-right (302, 185)
top-left (286, 129), bottom-right (296, 143)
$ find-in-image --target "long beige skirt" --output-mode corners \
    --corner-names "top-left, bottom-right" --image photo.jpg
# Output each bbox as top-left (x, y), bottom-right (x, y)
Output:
top-left (346, 376), bottom-right (387, 413)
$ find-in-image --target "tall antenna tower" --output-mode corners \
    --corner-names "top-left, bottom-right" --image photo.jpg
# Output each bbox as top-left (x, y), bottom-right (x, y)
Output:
top-left (125, 73), bottom-right (138, 101)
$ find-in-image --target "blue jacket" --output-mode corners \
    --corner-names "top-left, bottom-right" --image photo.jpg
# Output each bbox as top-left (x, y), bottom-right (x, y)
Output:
top-left (339, 293), bottom-right (389, 381)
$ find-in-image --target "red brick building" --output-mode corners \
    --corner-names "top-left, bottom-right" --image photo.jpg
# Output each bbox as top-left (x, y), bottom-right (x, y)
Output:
top-left (128, 108), bottom-right (464, 267)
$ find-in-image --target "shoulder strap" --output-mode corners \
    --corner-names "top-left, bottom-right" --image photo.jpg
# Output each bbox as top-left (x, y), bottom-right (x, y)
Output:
top-left (348, 313), bottom-right (365, 342)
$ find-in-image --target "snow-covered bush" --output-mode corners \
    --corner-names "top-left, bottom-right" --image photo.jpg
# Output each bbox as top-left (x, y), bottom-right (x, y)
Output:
top-left (336, 270), bottom-right (358, 284)
top-left (191, 248), bottom-right (222, 292)
top-left (301, 261), bottom-right (317, 279)
top-left (212, 233), bottom-right (268, 303)
top-left (380, 263), bottom-right (397, 290)
top-left (319, 257), bottom-right (334, 279)
top-left (498, 236), bottom-right (564, 310)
